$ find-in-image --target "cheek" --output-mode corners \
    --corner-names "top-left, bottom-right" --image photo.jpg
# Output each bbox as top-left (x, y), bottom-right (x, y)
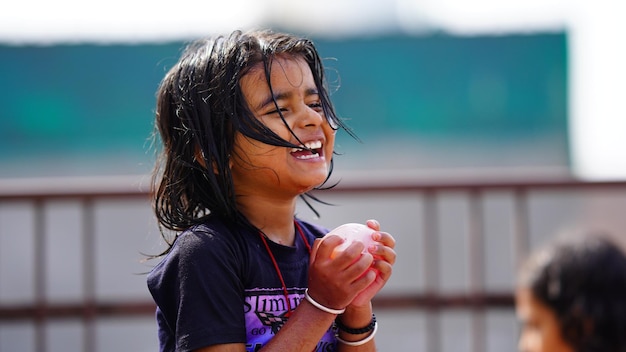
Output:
top-left (519, 324), bottom-right (572, 352)
top-left (519, 328), bottom-right (539, 352)
top-left (326, 138), bottom-right (335, 156)
top-left (544, 327), bottom-right (574, 352)
top-left (324, 125), bottom-right (336, 151)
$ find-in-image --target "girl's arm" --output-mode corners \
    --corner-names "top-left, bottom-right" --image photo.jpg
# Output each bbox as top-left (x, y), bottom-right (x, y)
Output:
top-left (195, 220), bottom-right (396, 352)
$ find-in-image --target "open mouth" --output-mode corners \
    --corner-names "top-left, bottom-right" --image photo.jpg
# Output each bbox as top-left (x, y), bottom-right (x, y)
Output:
top-left (290, 140), bottom-right (323, 160)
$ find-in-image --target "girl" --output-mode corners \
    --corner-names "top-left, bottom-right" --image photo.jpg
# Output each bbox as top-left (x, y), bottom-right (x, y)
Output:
top-left (147, 29), bottom-right (396, 352)
top-left (515, 232), bottom-right (626, 352)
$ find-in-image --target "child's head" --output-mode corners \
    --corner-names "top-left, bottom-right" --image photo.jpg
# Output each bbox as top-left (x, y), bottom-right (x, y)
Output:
top-left (516, 232), bottom-right (626, 352)
top-left (152, 30), bottom-right (350, 232)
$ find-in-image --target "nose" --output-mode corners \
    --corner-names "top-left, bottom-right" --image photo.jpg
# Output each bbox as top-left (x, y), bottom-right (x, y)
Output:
top-left (297, 104), bottom-right (324, 128)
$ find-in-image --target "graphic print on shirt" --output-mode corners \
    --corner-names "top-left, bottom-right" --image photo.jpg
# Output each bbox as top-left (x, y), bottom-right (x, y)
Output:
top-left (244, 288), bottom-right (337, 352)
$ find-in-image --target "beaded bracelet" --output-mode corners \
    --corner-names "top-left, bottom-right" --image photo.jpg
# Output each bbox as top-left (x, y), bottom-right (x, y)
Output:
top-left (335, 314), bottom-right (377, 334)
top-left (304, 289), bottom-right (346, 315)
top-left (335, 321), bottom-right (378, 346)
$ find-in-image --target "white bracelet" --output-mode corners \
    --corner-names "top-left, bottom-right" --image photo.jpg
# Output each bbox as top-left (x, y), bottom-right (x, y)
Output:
top-left (304, 288), bottom-right (346, 315)
top-left (335, 321), bottom-right (378, 346)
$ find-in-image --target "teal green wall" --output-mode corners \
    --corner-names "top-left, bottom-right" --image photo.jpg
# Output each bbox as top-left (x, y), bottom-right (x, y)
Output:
top-left (0, 33), bottom-right (567, 177)
top-left (317, 33), bottom-right (567, 138)
top-left (0, 43), bottom-right (179, 156)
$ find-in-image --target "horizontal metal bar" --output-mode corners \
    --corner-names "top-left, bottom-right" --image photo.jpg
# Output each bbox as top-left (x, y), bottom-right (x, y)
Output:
top-left (0, 293), bottom-right (514, 321)
top-left (1, 175), bottom-right (626, 201)
top-left (372, 293), bottom-right (514, 309)
top-left (0, 301), bottom-right (157, 321)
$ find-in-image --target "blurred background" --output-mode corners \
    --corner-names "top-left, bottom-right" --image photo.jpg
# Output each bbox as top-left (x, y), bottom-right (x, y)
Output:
top-left (1, 1), bottom-right (625, 351)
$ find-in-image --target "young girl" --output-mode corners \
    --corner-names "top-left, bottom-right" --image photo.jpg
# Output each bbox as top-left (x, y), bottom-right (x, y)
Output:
top-left (515, 232), bottom-right (626, 352)
top-left (147, 29), bottom-right (396, 352)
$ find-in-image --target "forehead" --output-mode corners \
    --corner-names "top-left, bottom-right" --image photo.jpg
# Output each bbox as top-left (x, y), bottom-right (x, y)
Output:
top-left (240, 55), bottom-right (314, 92)
top-left (516, 287), bottom-right (558, 323)
top-left (515, 287), bottom-right (534, 318)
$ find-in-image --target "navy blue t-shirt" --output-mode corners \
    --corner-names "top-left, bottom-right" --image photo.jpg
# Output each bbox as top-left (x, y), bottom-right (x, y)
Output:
top-left (147, 215), bottom-right (338, 352)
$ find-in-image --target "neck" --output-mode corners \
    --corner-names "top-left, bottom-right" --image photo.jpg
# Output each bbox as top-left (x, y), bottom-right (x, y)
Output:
top-left (238, 195), bottom-right (297, 246)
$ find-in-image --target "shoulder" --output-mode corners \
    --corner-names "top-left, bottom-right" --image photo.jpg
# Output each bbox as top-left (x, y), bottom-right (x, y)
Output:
top-left (178, 219), bottom-right (236, 248)
top-left (148, 217), bottom-right (251, 278)
top-left (174, 217), bottom-right (253, 261)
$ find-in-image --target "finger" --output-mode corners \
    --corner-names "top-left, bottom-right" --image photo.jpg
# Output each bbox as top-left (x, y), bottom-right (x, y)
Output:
top-left (342, 252), bottom-right (374, 282)
top-left (371, 259), bottom-right (393, 281)
top-left (373, 231), bottom-right (396, 249)
top-left (365, 219), bottom-right (380, 231)
top-left (368, 243), bottom-right (397, 265)
top-left (316, 234), bottom-right (344, 260)
top-left (350, 268), bottom-right (378, 291)
top-left (330, 241), bottom-right (367, 269)
top-left (310, 238), bottom-right (322, 262)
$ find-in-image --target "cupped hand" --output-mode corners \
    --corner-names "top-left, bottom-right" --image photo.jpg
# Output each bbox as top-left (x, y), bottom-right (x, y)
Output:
top-left (307, 232), bottom-right (377, 311)
top-left (348, 219), bottom-right (397, 307)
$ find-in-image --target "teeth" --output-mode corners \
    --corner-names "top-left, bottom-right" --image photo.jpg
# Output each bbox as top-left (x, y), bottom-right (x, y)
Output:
top-left (306, 140), bottom-right (322, 150)
top-left (291, 140), bottom-right (322, 153)
top-left (295, 153), bottom-right (321, 160)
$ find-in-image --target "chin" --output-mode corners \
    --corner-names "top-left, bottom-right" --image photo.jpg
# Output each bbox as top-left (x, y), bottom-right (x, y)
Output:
top-left (297, 180), bottom-right (326, 194)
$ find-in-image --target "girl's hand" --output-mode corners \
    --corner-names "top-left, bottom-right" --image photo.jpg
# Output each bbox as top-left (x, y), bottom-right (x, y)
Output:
top-left (349, 219), bottom-right (396, 308)
top-left (307, 231), bottom-right (377, 311)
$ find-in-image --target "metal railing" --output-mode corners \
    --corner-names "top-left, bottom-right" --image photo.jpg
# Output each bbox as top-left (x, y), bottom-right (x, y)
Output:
top-left (1, 174), bottom-right (625, 352)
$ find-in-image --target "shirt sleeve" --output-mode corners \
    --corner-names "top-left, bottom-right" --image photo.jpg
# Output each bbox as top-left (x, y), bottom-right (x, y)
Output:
top-left (147, 226), bottom-right (247, 351)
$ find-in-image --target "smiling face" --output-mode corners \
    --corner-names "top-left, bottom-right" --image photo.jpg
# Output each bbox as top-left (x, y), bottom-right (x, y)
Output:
top-left (515, 287), bottom-right (575, 352)
top-left (231, 55), bottom-right (336, 199)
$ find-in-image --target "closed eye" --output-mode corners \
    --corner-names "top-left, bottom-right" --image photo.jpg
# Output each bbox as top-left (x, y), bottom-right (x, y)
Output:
top-left (267, 107), bottom-right (288, 115)
top-left (308, 102), bottom-right (323, 111)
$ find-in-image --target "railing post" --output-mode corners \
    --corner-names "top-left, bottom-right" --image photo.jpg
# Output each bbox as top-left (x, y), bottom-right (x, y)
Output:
top-left (513, 188), bottom-right (530, 271)
top-left (33, 200), bottom-right (47, 352)
top-left (82, 198), bottom-right (96, 352)
top-left (422, 190), bottom-right (440, 352)
top-left (468, 189), bottom-right (485, 352)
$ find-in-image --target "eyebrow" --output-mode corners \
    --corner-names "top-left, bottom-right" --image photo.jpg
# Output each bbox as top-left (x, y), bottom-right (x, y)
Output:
top-left (255, 87), bottom-right (320, 111)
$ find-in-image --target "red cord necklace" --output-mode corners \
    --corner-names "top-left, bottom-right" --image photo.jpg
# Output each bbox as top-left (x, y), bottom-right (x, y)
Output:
top-left (258, 220), bottom-right (312, 316)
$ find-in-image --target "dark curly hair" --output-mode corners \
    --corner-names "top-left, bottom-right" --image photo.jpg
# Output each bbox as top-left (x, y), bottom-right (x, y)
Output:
top-left (151, 29), bottom-right (353, 252)
top-left (519, 232), bottom-right (626, 351)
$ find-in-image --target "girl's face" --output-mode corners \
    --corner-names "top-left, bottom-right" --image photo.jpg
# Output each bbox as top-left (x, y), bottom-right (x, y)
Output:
top-left (515, 287), bottom-right (574, 352)
top-left (232, 55), bottom-right (336, 198)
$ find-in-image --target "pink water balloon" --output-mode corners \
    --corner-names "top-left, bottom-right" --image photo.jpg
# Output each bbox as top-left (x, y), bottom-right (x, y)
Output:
top-left (324, 223), bottom-right (377, 258)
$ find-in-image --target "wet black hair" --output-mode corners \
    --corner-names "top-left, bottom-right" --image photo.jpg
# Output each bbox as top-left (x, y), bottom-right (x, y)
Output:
top-left (519, 233), bottom-right (626, 351)
top-left (151, 29), bottom-right (353, 250)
